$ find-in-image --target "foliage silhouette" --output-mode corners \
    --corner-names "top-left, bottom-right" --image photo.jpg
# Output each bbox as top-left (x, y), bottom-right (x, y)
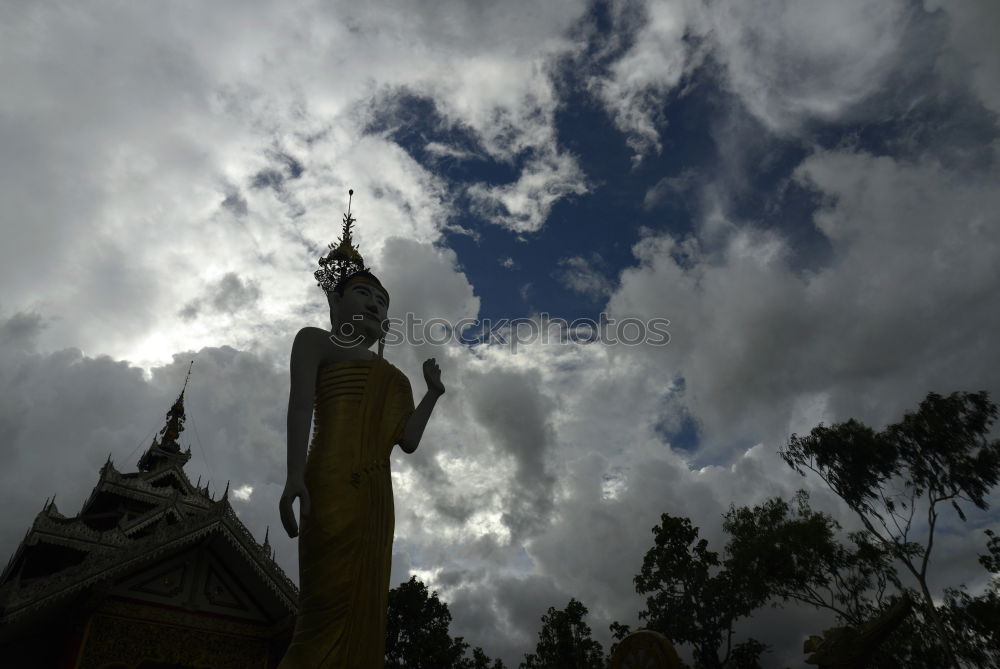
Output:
top-left (724, 490), bottom-right (898, 627)
top-left (462, 645), bottom-right (508, 669)
top-left (386, 575), bottom-right (504, 668)
top-left (930, 529), bottom-right (1000, 668)
top-left (520, 598), bottom-right (605, 669)
top-left (780, 390), bottom-right (1000, 668)
top-left (633, 514), bottom-right (767, 668)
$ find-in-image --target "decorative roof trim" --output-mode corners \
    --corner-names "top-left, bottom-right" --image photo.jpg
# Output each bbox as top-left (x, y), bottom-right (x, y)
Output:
top-left (0, 501), bottom-right (296, 624)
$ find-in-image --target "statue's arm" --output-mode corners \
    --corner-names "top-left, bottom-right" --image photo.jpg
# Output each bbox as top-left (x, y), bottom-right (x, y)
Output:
top-left (398, 358), bottom-right (444, 455)
top-left (286, 328), bottom-right (319, 481)
top-left (398, 389), bottom-right (441, 454)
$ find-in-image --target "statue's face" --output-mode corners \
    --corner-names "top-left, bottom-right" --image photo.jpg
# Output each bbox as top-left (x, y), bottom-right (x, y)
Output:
top-left (329, 279), bottom-right (389, 346)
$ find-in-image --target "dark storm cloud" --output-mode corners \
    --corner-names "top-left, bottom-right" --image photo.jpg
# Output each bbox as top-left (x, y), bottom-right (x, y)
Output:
top-left (251, 168), bottom-right (286, 191)
top-left (433, 492), bottom-right (477, 525)
top-left (0, 311), bottom-right (46, 352)
top-left (278, 151), bottom-right (304, 179)
top-left (493, 572), bottom-right (571, 642)
top-left (930, 0), bottom-right (1000, 115)
top-left (221, 190), bottom-right (249, 217)
top-left (438, 571), bottom-right (570, 664)
top-left (210, 272), bottom-right (262, 313)
top-left (364, 89), bottom-right (486, 169)
top-left (178, 303), bottom-right (200, 321)
top-left (465, 367), bottom-right (557, 541)
top-left (250, 151), bottom-right (305, 193)
top-left (179, 272), bottom-right (262, 321)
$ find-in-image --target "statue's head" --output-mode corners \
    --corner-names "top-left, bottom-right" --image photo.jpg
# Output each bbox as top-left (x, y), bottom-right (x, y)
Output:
top-left (315, 191), bottom-right (392, 351)
top-left (327, 270), bottom-right (390, 348)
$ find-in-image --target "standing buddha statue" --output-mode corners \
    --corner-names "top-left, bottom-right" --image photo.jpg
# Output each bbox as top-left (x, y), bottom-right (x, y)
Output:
top-left (278, 191), bottom-right (445, 667)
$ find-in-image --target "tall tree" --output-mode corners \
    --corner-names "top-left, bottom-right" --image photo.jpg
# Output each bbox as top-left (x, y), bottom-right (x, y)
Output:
top-left (385, 576), bottom-right (470, 668)
top-left (780, 390), bottom-right (1000, 669)
top-left (633, 514), bottom-right (767, 668)
top-left (724, 490), bottom-right (898, 627)
top-left (721, 491), bottom-right (1000, 667)
top-left (520, 598), bottom-right (605, 669)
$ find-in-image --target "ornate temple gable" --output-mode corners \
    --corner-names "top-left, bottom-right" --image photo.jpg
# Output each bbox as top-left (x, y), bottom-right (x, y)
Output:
top-left (108, 541), bottom-right (268, 622)
top-left (122, 503), bottom-right (184, 538)
top-left (1, 460), bottom-right (217, 589)
top-left (0, 493), bottom-right (296, 627)
top-left (17, 506), bottom-right (128, 555)
top-left (146, 467), bottom-right (192, 494)
top-left (0, 499), bottom-right (125, 596)
top-left (82, 462), bottom-right (213, 517)
top-left (0, 364), bottom-right (297, 646)
top-left (121, 501), bottom-right (188, 540)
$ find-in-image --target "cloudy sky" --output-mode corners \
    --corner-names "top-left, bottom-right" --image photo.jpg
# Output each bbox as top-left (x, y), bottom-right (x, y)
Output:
top-left (2, 0), bottom-right (999, 665)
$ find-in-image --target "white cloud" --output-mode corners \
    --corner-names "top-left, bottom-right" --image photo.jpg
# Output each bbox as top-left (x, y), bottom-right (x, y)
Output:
top-left (232, 484), bottom-right (254, 502)
top-left (610, 148), bottom-right (1000, 457)
top-left (589, 0), bottom-right (705, 162)
top-left (467, 149), bottom-right (589, 233)
top-left (424, 141), bottom-right (476, 162)
top-left (707, 0), bottom-right (914, 133)
top-left (0, 0), bottom-right (589, 368)
top-left (588, 0), bottom-right (931, 157)
top-left (555, 254), bottom-right (614, 296)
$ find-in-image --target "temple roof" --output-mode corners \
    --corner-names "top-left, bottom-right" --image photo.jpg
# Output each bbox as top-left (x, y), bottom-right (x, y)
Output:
top-left (0, 365), bottom-right (297, 633)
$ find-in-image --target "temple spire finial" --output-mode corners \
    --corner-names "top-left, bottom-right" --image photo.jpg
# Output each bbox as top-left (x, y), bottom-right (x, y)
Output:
top-left (160, 360), bottom-right (194, 450)
top-left (182, 359), bottom-right (194, 395)
top-left (138, 360), bottom-right (195, 471)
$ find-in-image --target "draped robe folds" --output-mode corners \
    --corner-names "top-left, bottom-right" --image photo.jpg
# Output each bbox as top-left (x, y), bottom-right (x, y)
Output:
top-left (279, 357), bottom-right (414, 668)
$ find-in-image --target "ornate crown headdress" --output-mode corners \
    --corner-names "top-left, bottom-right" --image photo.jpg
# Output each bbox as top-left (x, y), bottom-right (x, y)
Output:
top-left (315, 189), bottom-right (369, 293)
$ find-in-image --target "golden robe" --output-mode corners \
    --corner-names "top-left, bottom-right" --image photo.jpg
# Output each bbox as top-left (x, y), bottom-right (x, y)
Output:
top-left (280, 357), bottom-right (414, 668)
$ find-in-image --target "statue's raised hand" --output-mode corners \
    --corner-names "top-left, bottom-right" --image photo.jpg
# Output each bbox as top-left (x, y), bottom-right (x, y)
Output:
top-left (279, 477), bottom-right (311, 538)
top-left (423, 358), bottom-right (444, 396)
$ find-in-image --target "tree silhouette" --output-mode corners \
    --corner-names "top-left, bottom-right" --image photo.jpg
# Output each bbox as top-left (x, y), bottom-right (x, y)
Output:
top-left (385, 575), bottom-right (471, 668)
top-left (933, 529), bottom-right (1000, 668)
top-left (461, 646), bottom-right (507, 669)
top-left (780, 390), bottom-right (1000, 669)
top-left (724, 490), bottom-right (898, 627)
top-left (633, 515), bottom-right (767, 668)
top-left (520, 598), bottom-right (605, 669)
top-left (607, 620), bottom-right (632, 661)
